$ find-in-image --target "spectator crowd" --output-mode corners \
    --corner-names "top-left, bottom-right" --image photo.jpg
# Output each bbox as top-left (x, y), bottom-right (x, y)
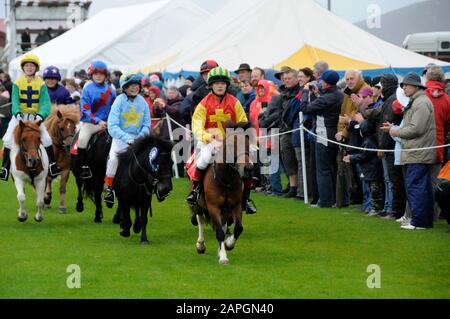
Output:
top-left (1, 58), bottom-right (450, 231)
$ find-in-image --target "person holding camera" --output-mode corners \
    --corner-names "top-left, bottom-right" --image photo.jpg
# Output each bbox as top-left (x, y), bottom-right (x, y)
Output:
top-left (303, 70), bottom-right (344, 208)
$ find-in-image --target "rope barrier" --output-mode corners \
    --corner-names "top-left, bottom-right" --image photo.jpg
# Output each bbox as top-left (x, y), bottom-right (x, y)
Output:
top-left (0, 102), bottom-right (12, 109)
top-left (164, 114), bottom-right (450, 153)
top-left (301, 126), bottom-right (450, 153)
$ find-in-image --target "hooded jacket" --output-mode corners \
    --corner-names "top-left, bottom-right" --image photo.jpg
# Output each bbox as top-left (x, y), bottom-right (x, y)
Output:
top-left (425, 80), bottom-right (450, 163)
top-left (377, 74), bottom-right (403, 149)
top-left (250, 80), bottom-right (273, 139)
top-left (349, 120), bottom-right (383, 181)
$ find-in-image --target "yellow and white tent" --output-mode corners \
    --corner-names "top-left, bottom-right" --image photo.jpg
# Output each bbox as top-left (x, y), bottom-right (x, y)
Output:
top-left (142, 0), bottom-right (450, 77)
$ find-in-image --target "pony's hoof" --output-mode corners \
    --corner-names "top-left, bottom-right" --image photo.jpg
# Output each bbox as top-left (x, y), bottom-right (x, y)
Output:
top-left (133, 222), bottom-right (141, 234)
top-left (59, 207), bottom-right (67, 214)
top-left (225, 237), bottom-right (236, 251)
top-left (34, 216), bottom-right (43, 223)
top-left (219, 258), bottom-right (229, 265)
top-left (17, 215), bottom-right (28, 223)
top-left (140, 240), bottom-right (149, 245)
top-left (225, 244), bottom-right (235, 251)
top-left (112, 214), bottom-right (121, 224)
top-left (196, 242), bottom-right (206, 254)
top-left (76, 202), bottom-right (84, 213)
top-left (120, 229), bottom-right (130, 238)
top-left (44, 196), bottom-right (51, 206)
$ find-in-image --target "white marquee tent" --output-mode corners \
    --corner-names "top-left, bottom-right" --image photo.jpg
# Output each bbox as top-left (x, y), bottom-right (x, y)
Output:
top-left (8, 0), bottom-right (210, 79)
top-left (140, 0), bottom-right (450, 77)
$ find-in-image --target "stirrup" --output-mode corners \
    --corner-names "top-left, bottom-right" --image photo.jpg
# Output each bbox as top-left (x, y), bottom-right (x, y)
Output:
top-left (186, 189), bottom-right (199, 205)
top-left (49, 163), bottom-right (62, 178)
top-left (104, 188), bottom-right (115, 208)
top-left (0, 168), bottom-right (9, 181)
top-left (246, 198), bottom-right (257, 215)
top-left (80, 166), bottom-right (93, 179)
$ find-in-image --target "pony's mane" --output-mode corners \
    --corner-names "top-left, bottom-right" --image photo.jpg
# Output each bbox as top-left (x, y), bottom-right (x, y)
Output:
top-left (45, 104), bottom-right (80, 141)
top-left (118, 134), bottom-right (173, 165)
top-left (13, 121), bottom-right (41, 145)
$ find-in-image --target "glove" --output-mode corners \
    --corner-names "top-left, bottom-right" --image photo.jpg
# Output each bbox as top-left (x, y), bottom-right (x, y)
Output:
top-left (15, 112), bottom-right (23, 121)
top-left (34, 114), bottom-right (44, 123)
top-left (127, 139), bottom-right (134, 145)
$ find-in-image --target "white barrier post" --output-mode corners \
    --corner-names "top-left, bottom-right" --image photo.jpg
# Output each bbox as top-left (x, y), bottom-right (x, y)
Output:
top-left (299, 112), bottom-right (309, 204)
top-left (166, 114), bottom-right (179, 179)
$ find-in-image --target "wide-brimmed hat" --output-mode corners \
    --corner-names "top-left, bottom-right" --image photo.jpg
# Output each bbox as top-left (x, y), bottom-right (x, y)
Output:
top-left (400, 72), bottom-right (425, 89)
top-left (235, 63), bottom-right (252, 73)
top-left (274, 66), bottom-right (294, 80)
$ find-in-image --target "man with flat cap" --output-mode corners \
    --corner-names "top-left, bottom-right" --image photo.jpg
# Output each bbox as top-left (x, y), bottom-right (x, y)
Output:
top-left (389, 72), bottom-right (436, 230)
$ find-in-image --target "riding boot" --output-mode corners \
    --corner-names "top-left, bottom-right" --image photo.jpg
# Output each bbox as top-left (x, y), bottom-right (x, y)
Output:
top-left (45, 146), bottom-right (62, 178)
top-left (0, 148), bottom-right (11, 181)
top-left (187, 180), bottom-right (202, 205)
top-left (77, 148), bottom-right (92, 179)
top-left (243, 186), bottom-right (257, 215)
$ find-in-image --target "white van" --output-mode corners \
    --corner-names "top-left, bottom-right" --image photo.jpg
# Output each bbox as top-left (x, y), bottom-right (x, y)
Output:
top-left (403, 31), bottom-right (450, 62)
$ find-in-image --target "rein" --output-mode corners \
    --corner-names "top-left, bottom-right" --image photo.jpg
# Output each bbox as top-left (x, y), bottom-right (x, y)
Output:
top-left (56, 123), bottom-right (75, 149)
top-left (128, 151), bottom-right (159, 196)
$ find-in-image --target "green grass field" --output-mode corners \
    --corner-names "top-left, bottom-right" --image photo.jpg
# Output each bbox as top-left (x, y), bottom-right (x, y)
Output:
top-left (0, 176), bottom-right (449, 299)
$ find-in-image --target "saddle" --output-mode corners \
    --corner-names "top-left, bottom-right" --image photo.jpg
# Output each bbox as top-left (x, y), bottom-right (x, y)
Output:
top-left (70, 130), bottom-right (110, 156)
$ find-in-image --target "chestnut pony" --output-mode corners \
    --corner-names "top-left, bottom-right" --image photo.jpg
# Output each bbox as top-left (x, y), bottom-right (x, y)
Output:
top-left (44, 105), bottom-right (79, 213)
top-left (190, 122), bottom-right (254, 264)
top-left (10, 120), bottom-right (49, 222)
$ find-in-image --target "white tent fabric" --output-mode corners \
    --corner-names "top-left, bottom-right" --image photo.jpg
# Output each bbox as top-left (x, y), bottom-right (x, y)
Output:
top-left (141, 0), bottom-right (450, 74)
top-left (8, 0), bottom-right (210, 79)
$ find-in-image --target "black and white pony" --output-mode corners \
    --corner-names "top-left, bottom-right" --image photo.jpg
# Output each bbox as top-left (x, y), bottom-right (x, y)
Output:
top-left (112, 134), bottom-right (174, 244)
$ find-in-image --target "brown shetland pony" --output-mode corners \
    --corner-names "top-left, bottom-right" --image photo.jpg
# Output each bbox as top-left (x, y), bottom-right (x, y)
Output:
top-left (190, 122), bottom-right (254, 264)
top-left (11, 120), bottom-right (49, 222)
top-left (44, 105), bottom-right (80, 213)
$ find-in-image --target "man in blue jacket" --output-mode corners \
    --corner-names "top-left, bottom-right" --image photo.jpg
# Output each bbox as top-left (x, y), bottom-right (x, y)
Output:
top-left (303, 70), bottom-right (344, 208)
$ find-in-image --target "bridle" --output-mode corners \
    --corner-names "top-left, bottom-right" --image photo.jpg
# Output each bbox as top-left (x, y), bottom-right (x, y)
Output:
top-left (19, 126), bottom-right (42, 177)
top-left (56, 119), bottom-right (75, 151)
top-left (128, 150), bottom-right (172, 200)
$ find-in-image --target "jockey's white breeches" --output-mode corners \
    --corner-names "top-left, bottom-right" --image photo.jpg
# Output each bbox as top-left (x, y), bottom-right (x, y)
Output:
top-left (105, 137), bottom-right (135, 178)
top-left (196, 141), bottom-right (217, 170)
top-left (78, 122), bottom-right (103, 149)
top-left (2, 115), bottom-right (52, 149)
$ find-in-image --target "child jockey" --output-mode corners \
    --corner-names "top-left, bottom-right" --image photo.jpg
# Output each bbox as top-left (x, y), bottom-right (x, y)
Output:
top-left (103, 73), bottom-right (151, 206)
top-left (42, 66), bottom-right (73, 105)
top-left (186, 67), bottom-right (257, 214)
top-left (77, 61), bottom-right (116, 179)
top-left (0, 54), bottom-right (61, 181)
